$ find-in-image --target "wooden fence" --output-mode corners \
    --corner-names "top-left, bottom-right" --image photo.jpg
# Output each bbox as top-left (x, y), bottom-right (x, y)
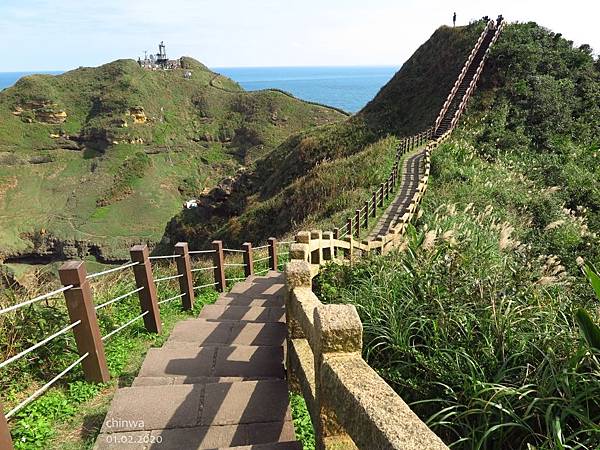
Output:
top-left (0, 238), bottom-right (292, 449)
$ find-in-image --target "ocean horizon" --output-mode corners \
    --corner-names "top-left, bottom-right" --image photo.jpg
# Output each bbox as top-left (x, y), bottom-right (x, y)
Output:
top-left (0, 65), bottom-right (398, 113)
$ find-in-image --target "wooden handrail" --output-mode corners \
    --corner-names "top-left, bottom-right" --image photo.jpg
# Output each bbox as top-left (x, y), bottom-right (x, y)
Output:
top-left (434, 20), bottom-right (495, 132)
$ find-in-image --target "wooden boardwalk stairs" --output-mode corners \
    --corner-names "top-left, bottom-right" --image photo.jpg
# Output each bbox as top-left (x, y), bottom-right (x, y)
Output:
top-left (368, 149), bottom-right (426, 239)
top-left (370, 18), bottom-right (503, 237)
top-left (95, 271), bottom-right (300, 450)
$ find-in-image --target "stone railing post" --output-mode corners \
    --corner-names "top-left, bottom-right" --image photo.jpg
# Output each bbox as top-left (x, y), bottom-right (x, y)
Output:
top-left (243, 242), bottom-right (254, 278)
top-left (212, 240), bottom-right (226, 292)
top-left (283, 261), bottom-right (313, 393)
top-left (310, 230), bottom-right (323, 265)
top-left (130, 245), bottom-right (161, 333)
top-left (322, 231), bottom-right (334, 261)
top-left (291, 231), bottom-right (311, 262)
top-left (1, 403), bottom-right (14, 450)
top-left (174, 242), bottom-right (195, 310)
top-left (58, 261), bottom-right (110, 383)
top-left (268, 237), bottom-right (278, 271)
top-left (313, 304), bottom-right (363, 449)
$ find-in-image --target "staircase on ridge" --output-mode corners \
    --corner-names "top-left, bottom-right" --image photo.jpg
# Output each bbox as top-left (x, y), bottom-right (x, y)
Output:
top-left (95, 271), bottom-right (301, 450)
top-left (434, 18), bottom-right (504, 137)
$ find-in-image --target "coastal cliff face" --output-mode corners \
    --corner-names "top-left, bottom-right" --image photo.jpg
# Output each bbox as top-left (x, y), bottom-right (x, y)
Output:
top-left (0, 57), bottom-right (346, 268)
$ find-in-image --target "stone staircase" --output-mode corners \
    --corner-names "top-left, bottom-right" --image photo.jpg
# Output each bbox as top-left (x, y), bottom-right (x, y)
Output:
top-left (95, 271), bottom-right (301, 450)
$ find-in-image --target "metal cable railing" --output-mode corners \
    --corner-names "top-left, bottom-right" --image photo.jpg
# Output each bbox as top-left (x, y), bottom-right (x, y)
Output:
top-left (158, 293), bottom-right (186, 305)
top-left (225, 276), bottom-right (246, 282)
top-left (148, 254), bottom-right (180, 260)
top-left (95, 287), bottom-right (144, 310)
top-left (0, 285), bottom-right (73, 316)
top-left (0, 320), bottom-right (81, 370)
top-left (5, 352), bottom-right (89, 419)
top-left (191, 266), bottom-right (217, 273)
top-left (102, 311), bottom-right (149, 342)
top-left (194, 282), bottom-right (218, 290)
top-left (189, 249), bottom-right (216, 255)
top-left (154, 274), bottom-right (183, 283)
top-left (254, 256), bottom-right (271, 263)
top-left (86, 262), bottom-right (138, 280)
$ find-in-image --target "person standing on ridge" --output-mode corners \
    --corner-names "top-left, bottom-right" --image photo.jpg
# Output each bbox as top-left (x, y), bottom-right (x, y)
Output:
top-left (453, 12), bottom-right (456, 27)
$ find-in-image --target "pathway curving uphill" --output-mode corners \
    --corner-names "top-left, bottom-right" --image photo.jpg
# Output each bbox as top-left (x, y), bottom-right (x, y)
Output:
top-left (368, 148), bottom-right (426, 239)
top-left (366, 18), bottom-right (504, 240)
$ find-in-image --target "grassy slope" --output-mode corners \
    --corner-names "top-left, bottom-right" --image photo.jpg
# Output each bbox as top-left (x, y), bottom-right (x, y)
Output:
top-left (165, 22), bottom-right (484, 247)
top-left (0, 58), bottom-right (345, 261)
top-left (317, 22), bottom-right (600, 448)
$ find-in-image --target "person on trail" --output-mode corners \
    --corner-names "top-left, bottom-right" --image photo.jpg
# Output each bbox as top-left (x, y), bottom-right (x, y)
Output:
top-left (453, 12), bottom-right (456, 27)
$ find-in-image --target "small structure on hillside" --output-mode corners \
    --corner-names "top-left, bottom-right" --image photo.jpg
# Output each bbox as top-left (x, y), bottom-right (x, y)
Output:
top-left (183, 199), bottom-right (199, 209)
top-left (138, 42), bottom-right (182, 70)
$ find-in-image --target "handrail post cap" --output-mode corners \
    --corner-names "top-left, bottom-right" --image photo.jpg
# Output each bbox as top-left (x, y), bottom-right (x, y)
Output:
top-left (58, 260), bottom-right (86, 285)
top-left (315, 304), bottom-right (363, 354)
top-left (284, 260), bottom-right (312, 289)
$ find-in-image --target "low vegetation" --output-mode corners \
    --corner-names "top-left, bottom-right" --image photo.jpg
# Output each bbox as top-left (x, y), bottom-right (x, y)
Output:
top-left (0, 263), bottom-right (218, 449)
top-left (315, 22), bottom-right (600, 448)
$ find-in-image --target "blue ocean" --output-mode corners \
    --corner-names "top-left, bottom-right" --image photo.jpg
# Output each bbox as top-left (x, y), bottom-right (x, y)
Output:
top-left (0, 66), bottom-right (398, 113)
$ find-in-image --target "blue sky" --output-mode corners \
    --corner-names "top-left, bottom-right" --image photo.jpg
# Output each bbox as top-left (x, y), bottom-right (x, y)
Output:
top-left (1, 0), bottom-right (599, 71)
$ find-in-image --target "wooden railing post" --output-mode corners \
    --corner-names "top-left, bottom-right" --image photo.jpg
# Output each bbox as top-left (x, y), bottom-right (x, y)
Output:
top-left (212, 240), bottom-right (226, 292)
top-left (268, 237), bottom-right (278, 271)
top-left (347, 217), bottom-right (353, 238)
top-left (364, 201), bottom-right (369, 229)
top-left (355, 209), bottom-right (361, 237)
top-left (379, 184), bottom-right (384, 207)
top-left (58, 261), bottom-right (110, 383)
top-left (0, 403), bottom-right (14, 450)
top-left (243, 242), bottom-right (254, 278)
top-left (371, 192), bottom-right (377, 217)
top-left (130, 245), bottom-right (161, 334)
top-left (174, 242), bottom-right (195, 310)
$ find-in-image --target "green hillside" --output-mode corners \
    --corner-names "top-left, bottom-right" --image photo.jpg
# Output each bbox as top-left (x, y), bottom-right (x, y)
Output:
top-left (0, 58), bottom-right (345, 263)
top-left (318, 22), bottom-right (600, 448)
top-left (163, 22), bottom-right (486, 248)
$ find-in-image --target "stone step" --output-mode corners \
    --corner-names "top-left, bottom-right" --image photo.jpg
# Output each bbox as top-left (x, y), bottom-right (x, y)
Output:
top-left (217, 443), bottom-right (302, 450)
top-left (215, 291), bottom-right (284, 308)
top-left (168, 320), bottom-right (286, 347)
top-left (99, 381), bottom-right (292, 433)
top-left (95, 429), bottom-right (300, 450)
top-left (137, 344), bottom-right (284, 381)
top-left (199, 305), bottom-right (285, 323)
top-left (95, 426), bottom-right (299, 449)
top-left (228, 281), bottom-right (284, 297)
